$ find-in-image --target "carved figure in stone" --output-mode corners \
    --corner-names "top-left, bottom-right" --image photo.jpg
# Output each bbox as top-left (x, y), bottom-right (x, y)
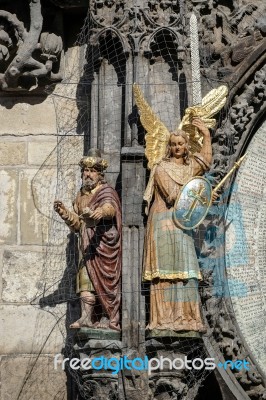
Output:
top-left (0, 1), bottom-right (62, 91)
top-left (0, 21), bottom-right (13, 62)
top-left (197, 1), bottom-right (266, 82)
top-left (200, 13), bottom-right (226, 60)
top-left (54, 149), bottom-right (122, 331)
top-left (134, 84), bottom-right (227, 333)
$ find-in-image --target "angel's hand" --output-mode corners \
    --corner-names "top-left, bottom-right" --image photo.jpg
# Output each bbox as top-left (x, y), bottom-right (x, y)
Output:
top-left (192, 117), bottom-right (210, 137)
top-left (211, 191), bottom-right (220, 203)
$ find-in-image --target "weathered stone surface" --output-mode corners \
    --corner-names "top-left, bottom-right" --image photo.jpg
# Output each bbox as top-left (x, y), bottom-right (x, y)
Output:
top-left (2, 249), bottom-right (45, 303)
top-left (0, 97), bottom-right (57, 135)
top-left (0, 170), bottom-right (18, 244)
top-left (0, 142), bottom-right (27, 165)
top-left (28, 141), bottom-right (57, 165)
top-left (0, 304), bottom-right (66, 355)
top-left (20, 169), bottom-right (55, 245)
top-left (0, 355), bottom-right (67, 400)
top-left (52, 85), bottom-right (79, 134)
top-left (1, 244), bottom-right (73, 306)
top-left (104, 153), bottom-right (121, 189)
top-left (28, 136), bottom-right (83, 167)
top-left (122, 157), bottom-right (146, 225)
top-left (56, 135), bottom-right (83, 165)
top-left (0, 249), bottom-right (3, 300)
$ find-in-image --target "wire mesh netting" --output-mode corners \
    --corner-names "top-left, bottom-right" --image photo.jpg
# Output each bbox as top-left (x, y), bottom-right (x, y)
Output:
top-left (19, 2), bottom-right (266, 399)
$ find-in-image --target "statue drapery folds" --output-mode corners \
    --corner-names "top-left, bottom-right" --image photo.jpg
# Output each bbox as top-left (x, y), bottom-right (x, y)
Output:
top-left (143, 151), bottom-right (209, 332)
top-left (54, 149), bottom-right (122, 332)
top-left (134, 83), bottom-right (227, 333)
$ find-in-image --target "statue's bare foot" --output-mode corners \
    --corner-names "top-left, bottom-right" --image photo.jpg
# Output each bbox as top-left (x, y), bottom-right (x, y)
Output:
top-left (95, 317), bottom-right (109, 330)
top-left (69, 318), bottom-right (95, 329)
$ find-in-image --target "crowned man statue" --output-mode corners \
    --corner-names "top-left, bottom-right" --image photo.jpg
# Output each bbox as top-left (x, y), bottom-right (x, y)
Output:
top-left (54, 149), bottom-right (122, 331)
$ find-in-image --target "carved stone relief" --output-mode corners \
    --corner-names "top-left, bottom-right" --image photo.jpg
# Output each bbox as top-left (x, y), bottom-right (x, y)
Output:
top-left (0, 0), bottom-right (63, 91)
top-left (201, 62), bottom-right (266, 399)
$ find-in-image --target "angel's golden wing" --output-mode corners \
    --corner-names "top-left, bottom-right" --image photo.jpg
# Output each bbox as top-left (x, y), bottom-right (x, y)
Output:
top-left (200, 85), bottom-right (228, 123)
top-left (179, 85), bottom-right (228, 152)
top-left (133, 84), bottom-right (170, 170)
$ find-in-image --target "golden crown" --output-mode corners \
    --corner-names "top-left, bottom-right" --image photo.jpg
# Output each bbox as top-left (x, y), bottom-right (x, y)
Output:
top-left (79, 156), bottom-right (108, 171)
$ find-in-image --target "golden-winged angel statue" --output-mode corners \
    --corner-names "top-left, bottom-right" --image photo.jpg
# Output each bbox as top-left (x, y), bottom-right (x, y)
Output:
top-left (133, 83), bottom-right (227, 333)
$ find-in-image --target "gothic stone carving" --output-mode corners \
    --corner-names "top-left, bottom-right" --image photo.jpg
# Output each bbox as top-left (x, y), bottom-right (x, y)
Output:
top-left (200, 61), bottom-right (266, 399)
top-left (0, 0), bottom-right (63, 91)
top-left (49, 0), bottom-right (87, 7)
top-left (198, 1), bottom-right (266, 88)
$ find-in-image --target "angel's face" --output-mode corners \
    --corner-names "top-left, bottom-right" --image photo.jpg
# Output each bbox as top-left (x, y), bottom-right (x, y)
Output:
top-left (170, 135), bottom-right (187, 158)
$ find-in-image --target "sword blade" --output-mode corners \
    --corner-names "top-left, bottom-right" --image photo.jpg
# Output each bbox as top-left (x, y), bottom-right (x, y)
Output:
top-left (190, 12), bottom-right (202, 106)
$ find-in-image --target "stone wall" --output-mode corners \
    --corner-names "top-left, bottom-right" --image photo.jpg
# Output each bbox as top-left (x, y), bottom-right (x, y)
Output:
top-left (0, 57), bottom-right (81, 400)
top-left (0, 32), bottom-right (88, 400)
top-left (0, 93), bottom-right (69, 399)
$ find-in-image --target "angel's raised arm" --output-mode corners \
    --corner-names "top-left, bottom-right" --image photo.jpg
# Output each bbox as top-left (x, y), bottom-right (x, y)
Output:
top-left (191, 117), bottom-right (212, 165)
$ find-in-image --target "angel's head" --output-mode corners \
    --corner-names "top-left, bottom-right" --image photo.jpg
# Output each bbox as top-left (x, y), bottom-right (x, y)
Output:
top-left (166, 130), bottom-right (190, 164)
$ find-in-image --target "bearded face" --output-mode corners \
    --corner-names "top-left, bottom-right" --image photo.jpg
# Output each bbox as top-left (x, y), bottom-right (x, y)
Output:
top-left (82, 167), bottom-right (102, 191)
